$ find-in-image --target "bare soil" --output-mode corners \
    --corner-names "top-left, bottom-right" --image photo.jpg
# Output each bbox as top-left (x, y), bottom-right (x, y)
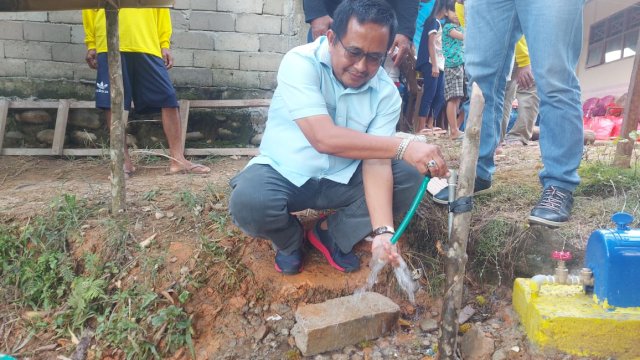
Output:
top-left (0, 139), bottom-right (620, 359)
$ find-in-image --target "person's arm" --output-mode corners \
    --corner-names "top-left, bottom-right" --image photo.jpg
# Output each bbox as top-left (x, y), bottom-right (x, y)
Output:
top-left (389, 0), bottom-right (419, 67)
top-left (295, 115), bottom-right (448, 176)
top-left (392, 0), bottom-right (419, 40)
top-left (157, 8), bottom-right (173, 69)
top-left (82, 10), bottom-right (97, 69)
top-left (278, 49), bottom-right (448, 175)
top-left (448, 26), bottom-right (464, 40)
top-left (428, 32), bottom-right (439, 77)
top-left (515, 37), bottom-right (534, 89)
top-left (363, 158), bottom-right (400, 267)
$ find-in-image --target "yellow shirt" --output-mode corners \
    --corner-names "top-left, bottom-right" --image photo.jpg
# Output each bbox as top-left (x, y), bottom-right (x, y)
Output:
top-left (454, 2), bottom-right (530, 67)
top-left (82, 8), bottom-right (171, 58)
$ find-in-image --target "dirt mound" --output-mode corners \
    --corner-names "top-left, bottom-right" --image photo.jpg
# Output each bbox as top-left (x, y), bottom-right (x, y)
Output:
top-left (1, 140), bottom-right (638, 359)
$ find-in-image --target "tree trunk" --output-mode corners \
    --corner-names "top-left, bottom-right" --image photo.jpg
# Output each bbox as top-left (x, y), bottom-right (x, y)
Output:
top-left (106, 5), bottom-right (126, 213)
top-left (613, 43), bottom-right (640, 168)
top-left (438, 83), bottom-right (484, 360)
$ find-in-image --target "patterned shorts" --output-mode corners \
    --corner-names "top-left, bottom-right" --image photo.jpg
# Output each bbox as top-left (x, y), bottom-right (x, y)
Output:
top-left (444, 65), bottom-right (465, 101)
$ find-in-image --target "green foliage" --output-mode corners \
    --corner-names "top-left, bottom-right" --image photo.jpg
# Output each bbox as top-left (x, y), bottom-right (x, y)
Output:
top-left (150, 305), bottom-right (195, 358)
top-left (1, 194), bottom-right (196, 359)
top-left (67, 276), bottom-right (107, 329)
top-left (577, 161), bottom-right (640, 197)
top-left (472, 218), bottom-right (512, 283)
top-left (93, 288), bottom-right (161, 360)
top-left (142, 189), bottom-right (159, 202)
top-left (199, 235), bottom-right (250, 293)
top-left (0, 194), bottom-right (87, 309)
top-left (284, 349), bottom-right (302, 360)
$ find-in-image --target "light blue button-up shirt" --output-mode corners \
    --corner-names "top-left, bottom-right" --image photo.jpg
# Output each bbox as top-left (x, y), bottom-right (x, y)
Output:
top-left (248, 36), bottom-right (401, 187)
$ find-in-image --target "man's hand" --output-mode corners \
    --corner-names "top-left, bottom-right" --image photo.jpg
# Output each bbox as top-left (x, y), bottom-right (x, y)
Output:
top-left (390, 34), bottom-right (412, 67)
top-left (85, 49), bottom-right (97, 69)
top-left (515, 64), bottom-right (534, 89)
top-left (310, 15), bottom-right (332, 40)
top-left (371, 233), bottom-right (400, 267)
top-left (161, 48), bottom-right (174, 69)
top-left (431, 66), bottom-right (440, 78)
top-left (403, 141), bottom-right (449, 178)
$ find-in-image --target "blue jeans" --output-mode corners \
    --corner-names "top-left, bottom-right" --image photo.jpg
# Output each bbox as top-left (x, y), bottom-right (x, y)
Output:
top-left (465, 0), bottom-right (585, 191)
top-left (229, 162), bottom-right (422, 255)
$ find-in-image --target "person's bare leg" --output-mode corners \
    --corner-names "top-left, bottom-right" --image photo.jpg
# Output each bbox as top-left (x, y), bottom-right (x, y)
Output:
top-left (425, 116), bottom-right (434, 130)
top-left (161, 107), bottom-right (210, 174)
top-left (106, 109), bottom-right (135, 175)
top-left (416, 116), bottom-right (427, 133)
top-left (447, 98), bottom-right (462, 139)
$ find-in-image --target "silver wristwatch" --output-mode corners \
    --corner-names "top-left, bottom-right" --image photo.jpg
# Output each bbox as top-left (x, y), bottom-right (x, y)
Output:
top-left (370, 225), bottom-right (395, 237)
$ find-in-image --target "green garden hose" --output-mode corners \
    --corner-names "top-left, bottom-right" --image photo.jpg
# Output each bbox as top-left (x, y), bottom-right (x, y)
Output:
top-left (390, 176), bottom-right (430, 245)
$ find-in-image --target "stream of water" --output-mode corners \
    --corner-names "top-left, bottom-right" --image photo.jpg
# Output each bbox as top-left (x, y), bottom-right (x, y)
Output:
top-left (355, 257), bottom-right (418, 304)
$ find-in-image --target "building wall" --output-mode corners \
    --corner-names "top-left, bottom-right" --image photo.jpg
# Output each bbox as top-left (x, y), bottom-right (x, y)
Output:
top-left (577, 0), bottom-right (636, 100)
top-left (0, 0), bottom-right (307, 100)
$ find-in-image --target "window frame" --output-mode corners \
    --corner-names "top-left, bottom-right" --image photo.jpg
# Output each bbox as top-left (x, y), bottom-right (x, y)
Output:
top-left (586, 2), bottom-right (640, 68)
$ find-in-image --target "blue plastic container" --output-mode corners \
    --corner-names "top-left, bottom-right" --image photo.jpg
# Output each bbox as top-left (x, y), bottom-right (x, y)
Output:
top-left (584, 212), bottom-right (640, 308)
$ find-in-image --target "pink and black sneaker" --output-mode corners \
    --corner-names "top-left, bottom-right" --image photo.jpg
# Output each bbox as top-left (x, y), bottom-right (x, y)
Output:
top-left (307, 223), bottom-right (360, 272)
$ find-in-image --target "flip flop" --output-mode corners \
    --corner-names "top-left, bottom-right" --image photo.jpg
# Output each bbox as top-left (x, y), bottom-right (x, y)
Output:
top-left (168, 163), bottom-right (211, 175)
top-left (418, 128), bottom-right (447, 136)
top-left (451, 132), bottom-right (465, 141)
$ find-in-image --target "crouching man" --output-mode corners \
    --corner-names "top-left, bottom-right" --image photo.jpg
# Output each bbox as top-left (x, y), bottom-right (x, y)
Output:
top-left (229, 0), bottom-right (448, 275)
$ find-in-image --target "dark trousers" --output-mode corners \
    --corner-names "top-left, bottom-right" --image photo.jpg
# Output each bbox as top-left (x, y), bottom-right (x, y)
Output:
top-left (228, 161), bottom-right (423, 254)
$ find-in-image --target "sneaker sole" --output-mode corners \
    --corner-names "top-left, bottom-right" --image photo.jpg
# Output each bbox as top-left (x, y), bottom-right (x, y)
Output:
top-left (432, 187), bottom-right (493, 205)
top-left (307, 228), bottom-right (359, 272)
top-left (527, 215), bottom-right (565, 228)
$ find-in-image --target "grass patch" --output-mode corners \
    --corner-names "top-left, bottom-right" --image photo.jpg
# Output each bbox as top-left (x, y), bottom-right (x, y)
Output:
top-left (0, 195), bottom-right (196, 359)
top-left (577, 161), bottom-right (640, 197)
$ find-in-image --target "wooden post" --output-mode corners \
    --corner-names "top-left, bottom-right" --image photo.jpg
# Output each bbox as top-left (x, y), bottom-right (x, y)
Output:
top-left (0, 99), bottom-right (9, 150)
top-left (613, 48), bottom-right (640, 168)
top-left (52, 99), bottom-right (70, 155)
top-left (106, 4), bottom-right (126, 213)
top-left (437, 83), bottom-right (484, 360)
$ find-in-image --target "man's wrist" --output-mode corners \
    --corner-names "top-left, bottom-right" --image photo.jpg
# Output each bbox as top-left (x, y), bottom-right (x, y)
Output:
top-left (370, 225), bottom-right (395, 237)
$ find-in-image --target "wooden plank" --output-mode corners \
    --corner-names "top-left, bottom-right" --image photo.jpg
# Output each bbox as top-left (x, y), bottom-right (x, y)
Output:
top-left (188, 99), bottom-right (270, 108)
top-left (8, 100), bottom-right (95, 109)
top-left (184, 148), bottom-right (258, 156)
top-left (0, 99), bottom-right (9, 150)
top-left (1, 148), bottom-right (55, 156)
top-left (179, 100), bottom-right (190, 147)
top-left (6, 99), bottom-right (270, 110)
top-left (51, 100), bottom-right (70, 155)
top-left (2, 147), bottom-right (258, 157)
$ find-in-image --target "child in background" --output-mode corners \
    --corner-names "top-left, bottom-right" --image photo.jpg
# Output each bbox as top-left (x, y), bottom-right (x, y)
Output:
top-left (415, 0), bottom-right (446, 134)
top-left (442, 0), bottom-right (464, 140)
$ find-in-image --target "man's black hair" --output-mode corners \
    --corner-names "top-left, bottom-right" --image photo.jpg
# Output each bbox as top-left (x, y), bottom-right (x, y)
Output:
top-left (331, 0), bottom-right (398, 50)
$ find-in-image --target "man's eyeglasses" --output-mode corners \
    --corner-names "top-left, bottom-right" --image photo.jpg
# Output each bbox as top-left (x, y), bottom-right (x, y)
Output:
top-left (336, 35), bottom-right (387, 66)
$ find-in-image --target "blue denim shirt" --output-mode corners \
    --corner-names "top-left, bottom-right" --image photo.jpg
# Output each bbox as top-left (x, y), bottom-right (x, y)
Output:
top-left (248, 36), bottom-right (401, 187)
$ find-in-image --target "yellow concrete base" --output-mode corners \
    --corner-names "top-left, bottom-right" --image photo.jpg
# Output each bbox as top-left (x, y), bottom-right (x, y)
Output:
top-left (513, 278), bottom-right (640, 359)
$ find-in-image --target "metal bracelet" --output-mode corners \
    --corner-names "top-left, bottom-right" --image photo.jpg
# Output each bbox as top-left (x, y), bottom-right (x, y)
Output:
top-left (395, 137), bottom-right (412, 160)
top-left (412, 134), bottom-right (428, 143)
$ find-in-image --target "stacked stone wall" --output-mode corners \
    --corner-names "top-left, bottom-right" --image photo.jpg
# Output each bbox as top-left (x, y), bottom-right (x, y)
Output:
top-left (0, 1), bottom-right (307, 100)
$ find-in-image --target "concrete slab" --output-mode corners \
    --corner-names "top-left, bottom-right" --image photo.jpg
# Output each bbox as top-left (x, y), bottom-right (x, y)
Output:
top-left (513, 278), bottom-right (640, 359)
top-left (292, 292), bottom-right (400, 356)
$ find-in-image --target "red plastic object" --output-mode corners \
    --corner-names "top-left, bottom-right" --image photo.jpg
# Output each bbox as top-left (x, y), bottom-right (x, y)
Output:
top-left (552, 251), bottom-right (573, 261)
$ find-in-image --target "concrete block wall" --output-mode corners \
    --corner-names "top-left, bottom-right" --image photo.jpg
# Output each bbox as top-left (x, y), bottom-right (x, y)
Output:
top-left (0, 1), bottom-right (307, 100)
